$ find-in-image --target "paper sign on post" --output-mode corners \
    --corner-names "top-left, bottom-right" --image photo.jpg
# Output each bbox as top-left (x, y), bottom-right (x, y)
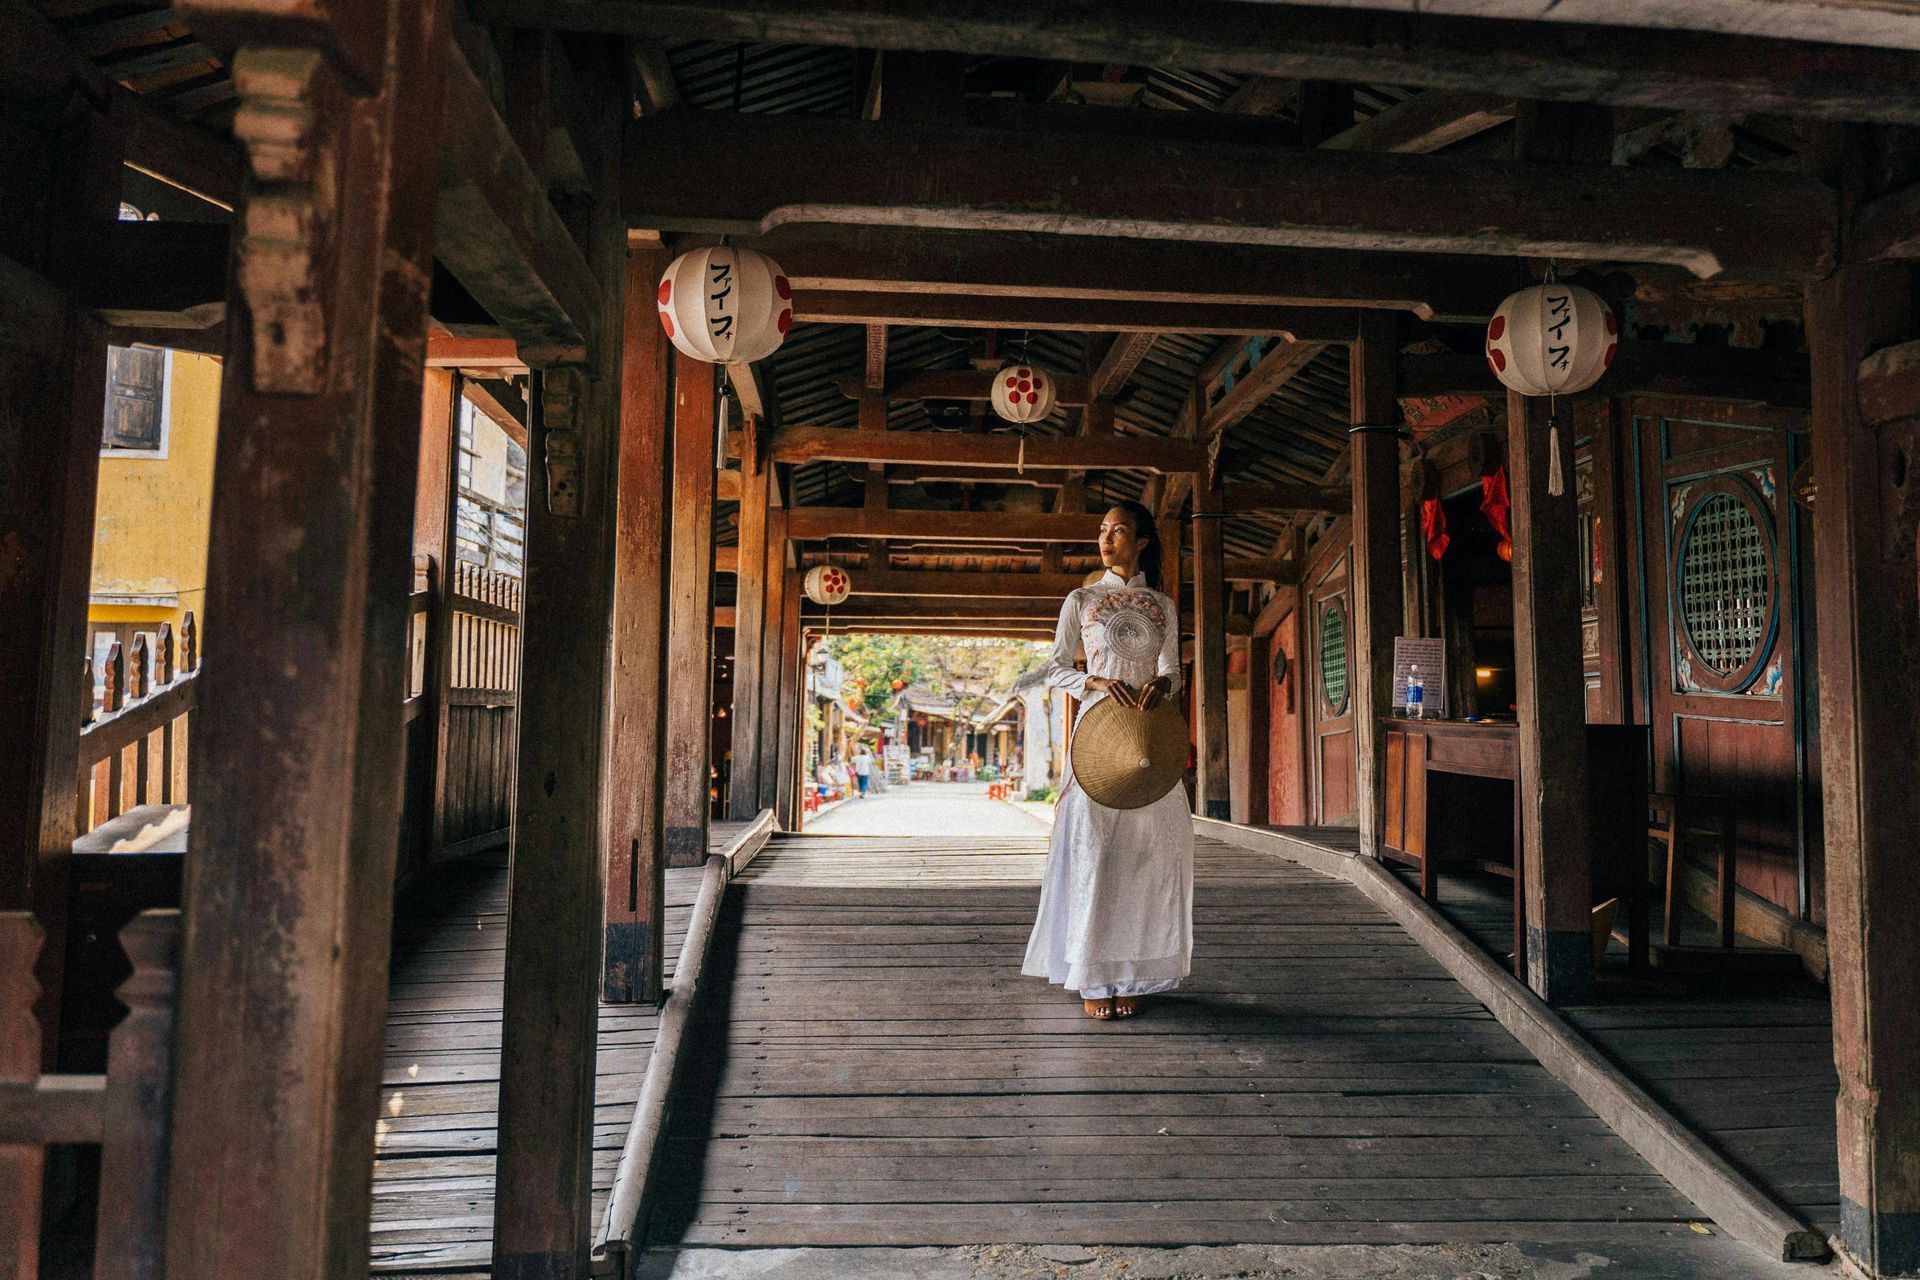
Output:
top-left (1392, 636), bottom-right (1447, 716)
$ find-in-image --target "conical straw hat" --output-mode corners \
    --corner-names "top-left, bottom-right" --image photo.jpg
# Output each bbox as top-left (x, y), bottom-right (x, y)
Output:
top-left (1071, 696), bottom-right (1189, 810)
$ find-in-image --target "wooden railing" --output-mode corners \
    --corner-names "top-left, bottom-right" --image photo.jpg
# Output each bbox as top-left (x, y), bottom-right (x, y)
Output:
top-left (437, 561), bottom-right (523, 857)
top-left (78, 615), bottom-right (200, 838)
top-left (1, 909), bottom-right (178, 1280)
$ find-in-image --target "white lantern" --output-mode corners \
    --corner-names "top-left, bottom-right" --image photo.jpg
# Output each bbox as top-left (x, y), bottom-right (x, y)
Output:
top-left (1484, 281), bottom-right (1616, 397)
top-left (657, 246), bottom-right (791, 364)
top-left (989, 363), bottom-right (1057, 423)
top-left (804, 564), bottom-right (852, 606)
top-left (1485, 279), bottom-right (1617, 497)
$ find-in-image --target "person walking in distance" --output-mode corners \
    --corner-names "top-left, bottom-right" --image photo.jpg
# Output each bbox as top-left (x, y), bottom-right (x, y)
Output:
top-left (852, 744), bottom-right (874, 798)
top-left (1022, 501), bottom-right (1194, 1021)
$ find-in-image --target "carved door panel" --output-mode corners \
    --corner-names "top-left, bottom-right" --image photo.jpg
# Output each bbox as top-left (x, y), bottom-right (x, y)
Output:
top-left (1633, 398), bottom-right (1814, 921)
top-left (1307, 544), bottom-right (1356, 826)
top-left (1575, 401), bottom-right (1632, 725)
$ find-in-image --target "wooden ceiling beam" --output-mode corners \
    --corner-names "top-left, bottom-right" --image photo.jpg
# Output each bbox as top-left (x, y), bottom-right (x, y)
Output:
top-left (802, 596), bottom-right (1062, 621)
top-left (856, 368), bottom-right (1094, 406)
top-left (1222, 556), bottom-right (1299, 584)
top-left (1091, 332), bottom-right (1159, 402)
top-left (724, 225), bottom-right (1518, 322)
top-left (805, 621), bottom-right (1056, 639)
top-left (793, 290), bottom-right (1366, 338)
top-left (843, 570), bottom-right (1090, 598)
top-left (1397, 341), bottom-right (1812, 407)
top-left (787, 507), bottom-right (1102, 543)
top-left (500, 0), bottom-right (1920, 124)
top-left (1320, 89), bottom-right (1516, 155)
top-left (1197, 339), bottom-right (1327, 442)
top-left (1220, 482), bottom-right (1349, 515)
top-left (864, 323), bottom-right (888, 390)
top-left (735, 425), bottom-right (1205, 474)
top-left (627, 110), bottom-right (1834, 279)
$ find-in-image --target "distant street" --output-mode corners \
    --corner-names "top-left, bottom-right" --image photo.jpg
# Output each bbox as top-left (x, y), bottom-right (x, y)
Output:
top-left (801, 780), bottom-right (1049, 838)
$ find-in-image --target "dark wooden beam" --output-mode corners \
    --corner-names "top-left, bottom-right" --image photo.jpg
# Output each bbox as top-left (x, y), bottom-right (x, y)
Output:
top-left (630, 110), bottom-right (1833, 279)
top-left (1321, 90), bottom-right (1516, 155)
top-left (1198, 339), bottom-right (1326, 442)
top-left (733, 225), bottom-right (1518, 322)
top-left (1223, 557), bottom-right (1297, 584)
top-left (1192, 482), bottom-right (1231, 819)
top-left (802, 596), bottom-right (1062, 621)
top-left (755, 513), bottom-right (790, 808)
top-left (1091, 332), bottom-right (1158, 402)
top-left (845, 570), bottom-right (1089, 599)
top-left (727, 450), bottom-right (771, 817)
top-left (438, 38), bottom-right (602, 363)
top-left (743, 425), bottom-right (1204, 474)
top-left (603, 247), bottom-right (674, 1005)
top-left (863, 368), bottom-right (1093, 406)
top-left (502, 0), bottom-right (1920, 124)
top-left (1398, 341), bottom-right (1813, 408)
top-left (1220, 482), bottom-right (1349, 515)
top-left (787, 507), bottom-right (1100, 543)
top-left (864, 323), bottom-right (887, 391)
top-left (807, 620), bottom-right (1057, 639)
top-left (664, 355), bottom-right (719, 869)
top-left (794, 289), bottom-right (1366, 337)
top-left (70, 220), bottom-right (229, 328)
top-left (162, 1), bottom-right (453, 1274)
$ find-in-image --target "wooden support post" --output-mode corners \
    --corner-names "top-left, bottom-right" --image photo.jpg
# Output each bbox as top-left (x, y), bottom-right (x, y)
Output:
top-left (419, 370), bottom-right (461, 877)
top-left (1350, 313), bottom-right (1403, 859)
top-left (1807, 245), bottom-right (1920, 1277)
top-left (756, 510), bottom-right (790, 809)
top-left (491, 58), bottom-right (629, 1277)
top-left (727, 447), bottom-right (771, 817)
top-left (163, 1), bottom-right (453, 1274)
top-left (1507, 391), bottom-right (1595, 1004)
top-left (603, 245), bottom-right (674, 1005)
top-left (774, 572), bottom-right (803, 829)
top-left (0, 109), bottom-right (120, 1065)
top-left (664, 354), bottom-right (718, 870)
top-left (1192, 481), bottom-right (1231, 820)
top-left (1246, 632), bottom-right (1273, 826)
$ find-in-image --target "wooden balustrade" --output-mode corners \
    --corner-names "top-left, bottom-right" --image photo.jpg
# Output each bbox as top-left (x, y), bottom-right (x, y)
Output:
top-left (77, 615), bottom-right (199, 837)
top-left (0, 909), bottom-right (180, 1280)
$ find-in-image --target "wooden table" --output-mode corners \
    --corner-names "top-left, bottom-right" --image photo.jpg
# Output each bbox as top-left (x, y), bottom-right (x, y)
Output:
top-left (1381, 719), bottom-right (1526, 976)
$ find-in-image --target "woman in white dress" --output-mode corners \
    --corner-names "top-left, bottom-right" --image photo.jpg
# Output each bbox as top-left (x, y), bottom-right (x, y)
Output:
top-left (1023, 501), bottom-right (1195, 1020)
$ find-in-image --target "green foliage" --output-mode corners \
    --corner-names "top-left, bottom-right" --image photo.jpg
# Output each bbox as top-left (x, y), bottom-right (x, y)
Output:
top-left (1024, 786), bottom-right (1056, 803)
top-left (822, 633), bottom-right (1047, 720)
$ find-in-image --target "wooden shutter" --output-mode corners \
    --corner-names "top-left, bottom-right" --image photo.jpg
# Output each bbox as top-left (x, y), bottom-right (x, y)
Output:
top-left (103, 345), bottom-right (165, 451)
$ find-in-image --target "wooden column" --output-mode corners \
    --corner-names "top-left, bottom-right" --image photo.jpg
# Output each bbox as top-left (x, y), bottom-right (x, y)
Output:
top-left (1807, 250), bottom-right (1920, 1278)
top-left (163, 1), bottom-right (453, 1274)
top-left (1506, 390), bottom-right (1594, 1004)
top-left (1350, 313), bottom-right (1403, 859)
top-left (663, 354), bottom-right (718, 870)
top-left (491, 68), bottom-right (629, 1279)
top-left (0, 108), bottom-right (120, 1063)
top-left (726, 444), bottom-right (771, 817)
top-left (774, 573), bottom-right (804, 829)
top-left (1191, 480), bottom-right (1231, 819)
top-left (419, 370), bottom-right (461, 875)
top-left (755, 510), bottom-right (791, 810)
top-left (1246, 632), bottom-right (1273, 826)
top-left (602, 245), bottom-right (674, 1005)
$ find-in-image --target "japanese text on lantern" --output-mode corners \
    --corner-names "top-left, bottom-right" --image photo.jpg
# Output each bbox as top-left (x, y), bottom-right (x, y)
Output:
top-left (1545, 292), bottom-right (1572, 370)
top-left (708, 259), bottom-right (734, 340)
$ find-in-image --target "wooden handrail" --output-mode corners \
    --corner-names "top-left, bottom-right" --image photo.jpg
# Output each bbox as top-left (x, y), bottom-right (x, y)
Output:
top-left (79, 671), bottom-right (200, 778)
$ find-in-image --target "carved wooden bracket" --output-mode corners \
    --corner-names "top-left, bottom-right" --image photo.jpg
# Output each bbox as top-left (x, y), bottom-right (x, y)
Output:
top-left (230, 48), bottom-right (342, 395)
top-left (542, 366), bottom-right (586, 517)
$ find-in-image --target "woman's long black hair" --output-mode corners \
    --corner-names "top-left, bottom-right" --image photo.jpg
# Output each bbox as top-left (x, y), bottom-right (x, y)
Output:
top-left (1108, 498), bottom-right (1162, 592)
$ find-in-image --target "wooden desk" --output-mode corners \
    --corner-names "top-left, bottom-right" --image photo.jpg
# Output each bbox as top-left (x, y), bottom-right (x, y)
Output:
top-left (1382, 719), bottom-right (1525, 975)
top-left (1382, 718), bottom-right (1650, 981)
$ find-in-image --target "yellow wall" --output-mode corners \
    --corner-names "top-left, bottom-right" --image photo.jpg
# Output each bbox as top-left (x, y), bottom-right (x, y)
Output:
top-left (90, 350), bottom-right (221, 634)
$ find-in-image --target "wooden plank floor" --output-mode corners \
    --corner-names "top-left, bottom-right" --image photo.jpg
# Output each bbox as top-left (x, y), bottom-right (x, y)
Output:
top-left (1372, 851), bottom-right (1840, 1238)
top-left (648, 830), bottom-right (1708, 1248)
top-left (369, 825), bottom-right (745, 1274)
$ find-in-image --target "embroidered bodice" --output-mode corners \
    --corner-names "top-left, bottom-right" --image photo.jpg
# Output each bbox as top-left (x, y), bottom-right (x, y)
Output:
top-left (1041, 569), bottom-right (1182, 704)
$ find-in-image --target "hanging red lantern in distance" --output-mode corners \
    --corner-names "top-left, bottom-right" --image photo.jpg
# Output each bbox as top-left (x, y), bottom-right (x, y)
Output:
top-left (989, 363), bottom-right (1058, 423)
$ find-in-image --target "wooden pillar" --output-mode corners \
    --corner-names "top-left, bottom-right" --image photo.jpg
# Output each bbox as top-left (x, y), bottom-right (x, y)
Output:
top-left (663, 354), bottom-right (718, 870)
top-left (491, 69), bottom-right (629, 1280)
top-left (774, 575), bottom-right (803, 829)
top-left (418, 370), bottom-right (461, 874)
top-left (163, 1), bottom-right (453, 1274)
top-left (1507, 390), bottom-right (1594, 1004)
top-left (1807, 247), bottom-right (1920, 1278)
top-left (1246, 632), bottom-right (1273, 826)
top-left (0, 106), bottom-right (121, 1063)
top-left (727, 445), bottom-right (770, 817)
top-left (1191, 480), bottom-right (1230, 820)
top-left (755, 508), bottom-right (790, 812)
top-left (602, 245), bottom-right (674, 1006)
top-left (1350, 313), bottom-right (1403, 859)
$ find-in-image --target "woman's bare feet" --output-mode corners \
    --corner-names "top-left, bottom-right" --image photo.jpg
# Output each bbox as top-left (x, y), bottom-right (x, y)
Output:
top-left (1113, 996), bottom-right (1140, 1018)
top-left (1083, 997), bottom-right (1115, 1020)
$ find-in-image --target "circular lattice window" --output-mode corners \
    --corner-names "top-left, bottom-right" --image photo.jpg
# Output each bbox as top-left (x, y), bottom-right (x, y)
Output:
top-left (1319, 598), bottom-right (1349, 716)
top-left (1673, 478), bottom-right (1777, 692)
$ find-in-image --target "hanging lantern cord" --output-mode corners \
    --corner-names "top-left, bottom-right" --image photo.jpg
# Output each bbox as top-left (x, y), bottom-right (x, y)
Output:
top-left (1546, 392), bottom-right (1566, 499)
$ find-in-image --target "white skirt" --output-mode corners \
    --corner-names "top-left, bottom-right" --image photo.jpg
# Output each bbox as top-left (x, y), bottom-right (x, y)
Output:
top-left (1022, 778), bottom-right (1194, 998)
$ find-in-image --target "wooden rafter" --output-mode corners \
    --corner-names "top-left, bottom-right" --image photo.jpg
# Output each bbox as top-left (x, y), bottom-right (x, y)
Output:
top-left (1197, 339), bottom-right (1327, 442)
top-left (786, 508), bottom-right (1102, 543)
top-left (500, 0), bottom-right (1920, 123)
top-left (864, 323), bottom-right (888, 390)
top-left (1090, 332), bottom-right (1158, 402)
top-left (794, 290), bottom-right (1367, 337)
top-left (842, 570), bottom-right (1090, 598)
top-left (850, 368), bottom-right (1094, 406)
top-left (1320, 89), bottom-right (1516, 155)
top-left (1221, 481), bottom-right (1349, 515)
top-left (734, 426), bottom-right (1205, 474)
top-left (627, 110), bottom-right (1834, 278)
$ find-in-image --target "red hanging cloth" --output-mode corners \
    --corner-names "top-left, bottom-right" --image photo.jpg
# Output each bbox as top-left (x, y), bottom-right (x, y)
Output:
top-left (1418, 463), bottom-right (1449, 560)
top-left (1480, 464), bottom-right (1514, 563)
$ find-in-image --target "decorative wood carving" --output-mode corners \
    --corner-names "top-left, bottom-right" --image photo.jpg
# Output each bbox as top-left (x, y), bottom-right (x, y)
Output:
top-left (229, 48), bottom-right (343, 395)
top-left (541, 366), bottom-right (586, 516)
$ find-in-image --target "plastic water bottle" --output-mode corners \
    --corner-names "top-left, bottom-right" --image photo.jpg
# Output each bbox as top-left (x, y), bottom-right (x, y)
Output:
top-left (1406, 665), bottom-right (1426, 720)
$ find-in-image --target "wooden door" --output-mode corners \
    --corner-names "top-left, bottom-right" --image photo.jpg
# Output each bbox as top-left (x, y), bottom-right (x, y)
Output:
top-left (1307, 543), bottom-right (1356, 825)
top-left (1633, 398), bottom-right (1814, 921)
top-left (1575, 401), bottom-right (1633, 725)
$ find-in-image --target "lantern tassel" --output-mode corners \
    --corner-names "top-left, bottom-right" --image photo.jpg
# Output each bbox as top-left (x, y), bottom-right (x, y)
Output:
top-left (1546, 404), bottom-right (1566, 498)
